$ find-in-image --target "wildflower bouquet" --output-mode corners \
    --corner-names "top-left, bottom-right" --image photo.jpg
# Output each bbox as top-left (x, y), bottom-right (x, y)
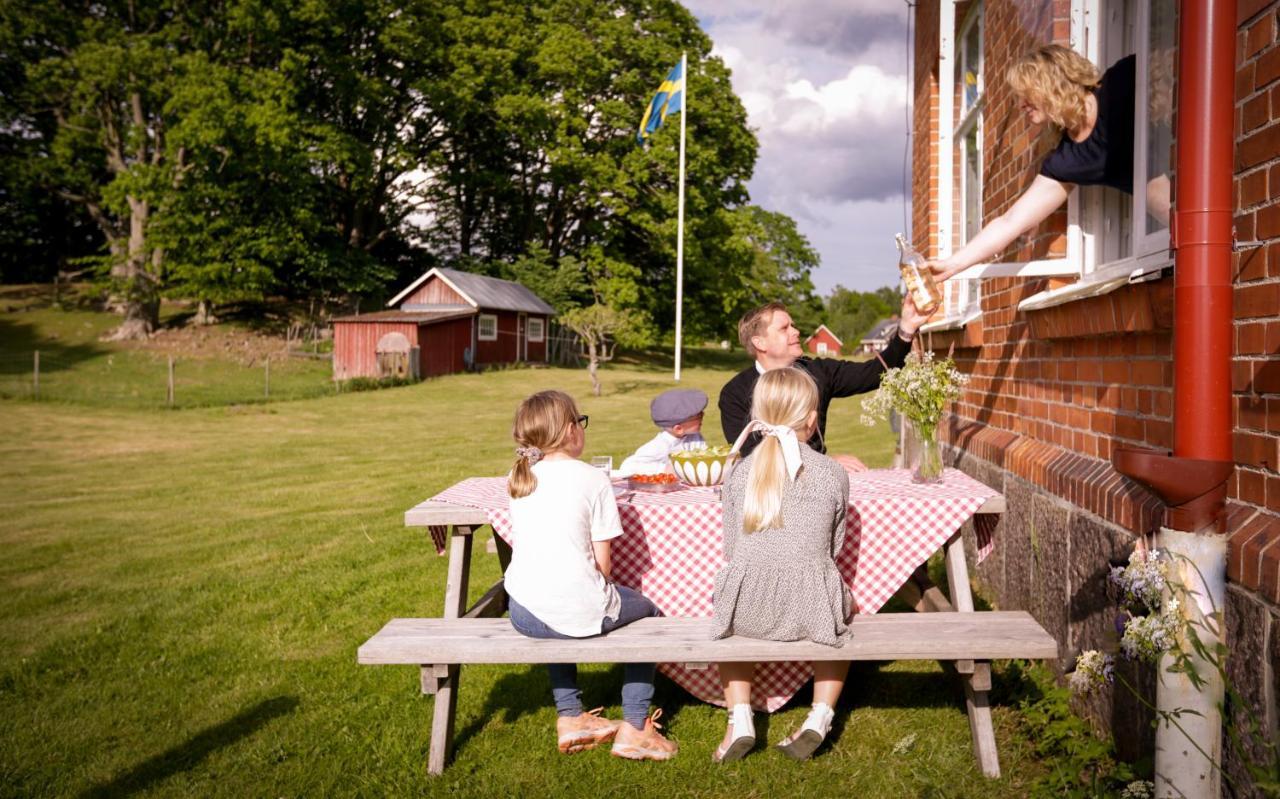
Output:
top-left (861, 350), bottom-right (968, 481)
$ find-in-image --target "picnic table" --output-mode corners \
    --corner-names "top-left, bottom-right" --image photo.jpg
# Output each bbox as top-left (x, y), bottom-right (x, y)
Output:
top-left (410, 466), bottom-right (1003, 713)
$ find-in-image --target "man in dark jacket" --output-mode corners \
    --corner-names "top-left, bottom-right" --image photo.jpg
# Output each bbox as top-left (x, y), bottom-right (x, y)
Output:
top-left (719, 297), bottom-right (928, 463)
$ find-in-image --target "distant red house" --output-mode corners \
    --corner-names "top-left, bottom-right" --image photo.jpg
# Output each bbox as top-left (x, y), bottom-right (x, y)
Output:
top-left (804, 324), bottom-right (843, 357)
top-left (332, 268), bottom-right (556, 380)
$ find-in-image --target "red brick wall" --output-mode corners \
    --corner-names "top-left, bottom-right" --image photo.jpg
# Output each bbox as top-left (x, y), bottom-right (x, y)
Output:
top-left (1229, 0), bottom-right (1280, 604)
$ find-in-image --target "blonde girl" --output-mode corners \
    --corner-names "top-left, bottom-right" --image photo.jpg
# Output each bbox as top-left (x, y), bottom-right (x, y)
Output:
top-left (930, 44), bottom-right (1167, 282)
top-left (711, 367), bottom-right (855, 763)
top-left (503, 390), bottom-right (676, 761)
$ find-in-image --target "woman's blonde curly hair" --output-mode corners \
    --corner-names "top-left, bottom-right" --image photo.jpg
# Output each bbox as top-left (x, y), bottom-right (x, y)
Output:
top-left (1006, 44), bottom-right (1102, 135)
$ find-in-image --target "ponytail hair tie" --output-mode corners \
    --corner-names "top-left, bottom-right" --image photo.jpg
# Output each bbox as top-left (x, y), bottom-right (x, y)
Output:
top-left (516, 446), bottom-right (544, 464)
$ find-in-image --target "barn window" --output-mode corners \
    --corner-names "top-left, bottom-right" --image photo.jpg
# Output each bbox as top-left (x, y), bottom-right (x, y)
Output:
top-left (478, 314), bottom-right (497, 341)
top-left (817, 342), bottom-right (828, 355)
top-left (527, 317), bottom-right (544, 342)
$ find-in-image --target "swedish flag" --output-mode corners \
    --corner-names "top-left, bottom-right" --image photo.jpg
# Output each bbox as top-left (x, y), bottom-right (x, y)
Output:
top-left (637, 60), bottom-right (684, 143)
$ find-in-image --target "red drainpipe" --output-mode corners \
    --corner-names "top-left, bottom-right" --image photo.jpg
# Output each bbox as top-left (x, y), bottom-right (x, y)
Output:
top-left (1113, 0), bottom-right (1236, 532)
top-left (1173, 0), bottom-right (1235, 463)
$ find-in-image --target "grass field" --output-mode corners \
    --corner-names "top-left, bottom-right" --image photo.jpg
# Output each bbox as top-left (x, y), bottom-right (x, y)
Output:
top-left (0, 304), bottom-right (1060, 798)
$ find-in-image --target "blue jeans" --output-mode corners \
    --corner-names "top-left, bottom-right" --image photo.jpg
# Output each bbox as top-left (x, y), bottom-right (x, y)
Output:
top-left (508, 585), bottom-right (661, 729)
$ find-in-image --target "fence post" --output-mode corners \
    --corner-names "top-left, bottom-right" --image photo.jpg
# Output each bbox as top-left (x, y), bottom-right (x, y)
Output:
top-left (167, 355), bottom-right (175, 408)
top-left (33, 350), bottom-right (39, 399)
top-left (264, 357), bottom-right (270, 399)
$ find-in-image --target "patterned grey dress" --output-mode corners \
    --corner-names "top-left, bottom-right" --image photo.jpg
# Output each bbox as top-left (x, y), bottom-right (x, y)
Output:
top-left (711, 444), bottom-right (854, 647)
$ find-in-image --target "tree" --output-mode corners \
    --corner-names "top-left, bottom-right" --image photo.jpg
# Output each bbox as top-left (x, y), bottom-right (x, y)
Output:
top-left (560, 303), bottom-right (645, 396)
top-left (825, 284), bottom-right (901, 346)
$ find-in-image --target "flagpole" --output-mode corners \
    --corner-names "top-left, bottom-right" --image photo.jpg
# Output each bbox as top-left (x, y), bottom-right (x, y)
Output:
top-left (674, 51), bottom-right (687, 382)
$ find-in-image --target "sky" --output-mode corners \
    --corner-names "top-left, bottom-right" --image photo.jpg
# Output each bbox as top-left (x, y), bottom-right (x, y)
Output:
top-left (685, 0), bottom-right (914, 295)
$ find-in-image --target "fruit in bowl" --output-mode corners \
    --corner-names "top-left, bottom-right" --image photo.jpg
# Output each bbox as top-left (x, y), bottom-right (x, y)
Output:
top-left (669, 445), bottom-right (735, 486)
top-left (627, 471), bottom-right (681, 493)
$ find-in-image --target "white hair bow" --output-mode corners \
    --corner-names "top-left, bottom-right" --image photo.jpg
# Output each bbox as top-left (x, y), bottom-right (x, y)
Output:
top-left (729, 419), bottom-right (804, 481)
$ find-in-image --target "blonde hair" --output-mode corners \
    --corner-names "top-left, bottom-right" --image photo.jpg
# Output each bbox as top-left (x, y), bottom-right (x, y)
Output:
top-left (508, 390), bottom-right (579, 499)
top-left (741, 367), bottom-right (819, 534)
top-left (1006, 44), bottom-right (1101, 137)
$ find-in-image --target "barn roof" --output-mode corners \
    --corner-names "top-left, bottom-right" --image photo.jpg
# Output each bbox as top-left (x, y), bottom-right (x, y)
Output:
top-left (386, 267), bottom-right (557, 315)
top-left (804, 324), bottom-right (844, 347)
top-left (860, 318), bottom-right (900, 342)
top-left (331, 309), bottom-right (476, 324)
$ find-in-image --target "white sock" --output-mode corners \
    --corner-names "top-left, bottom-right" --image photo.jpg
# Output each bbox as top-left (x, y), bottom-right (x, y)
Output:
top-left (802, 702), bottom-right (834, 738)
top-left (729, 703), bottom-right (755, 739)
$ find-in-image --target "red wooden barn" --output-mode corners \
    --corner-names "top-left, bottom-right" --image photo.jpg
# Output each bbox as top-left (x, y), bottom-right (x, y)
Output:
top-left (804, 324), bottom-right (843, 357)
top-left (332, 267), bottom-right (556, 380)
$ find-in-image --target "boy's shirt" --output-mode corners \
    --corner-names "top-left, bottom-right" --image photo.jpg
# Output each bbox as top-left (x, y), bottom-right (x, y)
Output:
top-left (618, 430), bottom-right (707, 476)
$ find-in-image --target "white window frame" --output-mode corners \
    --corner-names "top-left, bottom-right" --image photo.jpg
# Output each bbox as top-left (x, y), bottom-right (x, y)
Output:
top-left (944, 0), bottom-right (1175, 313)
top-left (478, 313), bottom-right (498, 341)
top-left (924, 1), bottom-right (985, 333)
top-left (527, 316), bottom-right (544, 342)
top-left (817, 341), bottom-right (829, 355)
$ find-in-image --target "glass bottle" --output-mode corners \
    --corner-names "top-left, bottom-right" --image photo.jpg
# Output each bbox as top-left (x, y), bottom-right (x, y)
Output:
top-left (895, 233), bottom-right (942, 316)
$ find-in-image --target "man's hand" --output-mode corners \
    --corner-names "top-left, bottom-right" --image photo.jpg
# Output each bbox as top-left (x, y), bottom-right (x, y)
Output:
top-left (832, 454), bottom-right (868, 473)
top-left (897, 293), bottom-right (935, 337)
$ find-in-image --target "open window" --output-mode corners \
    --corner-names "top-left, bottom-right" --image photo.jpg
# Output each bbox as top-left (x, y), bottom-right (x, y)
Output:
top-left (924, 1), bottom-right (986, 333)
top-left (945, 0), bottom-right (1175, 313)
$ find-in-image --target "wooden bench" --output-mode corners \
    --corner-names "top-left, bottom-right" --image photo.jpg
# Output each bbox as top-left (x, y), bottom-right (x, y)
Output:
top-left (359, 611), bottom-right (1057, 776)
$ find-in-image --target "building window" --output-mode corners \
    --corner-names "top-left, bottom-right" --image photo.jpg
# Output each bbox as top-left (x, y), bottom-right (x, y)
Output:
top-left (953, 3), bottom-right (983, 318)
top-left (1071, 0), bottom-right (1174, 278)
top-left (478, 314), bottom-right (497, 341)
top-left (817, 342), bottom-right (828, 355)
top-left (527, 317), bottom-right (544, 342)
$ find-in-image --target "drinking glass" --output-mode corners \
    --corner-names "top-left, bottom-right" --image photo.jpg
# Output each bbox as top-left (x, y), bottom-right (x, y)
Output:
top-left (590, 455), bottom-right (613, 474)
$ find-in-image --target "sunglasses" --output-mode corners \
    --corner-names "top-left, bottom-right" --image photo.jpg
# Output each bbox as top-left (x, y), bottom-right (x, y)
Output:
top-left (576, 414), bottom-right (589, 429)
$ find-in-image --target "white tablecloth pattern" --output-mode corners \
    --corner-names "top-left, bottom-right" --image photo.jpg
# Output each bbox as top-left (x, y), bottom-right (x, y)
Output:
top-left (430, 467), bottom-right (997, 711)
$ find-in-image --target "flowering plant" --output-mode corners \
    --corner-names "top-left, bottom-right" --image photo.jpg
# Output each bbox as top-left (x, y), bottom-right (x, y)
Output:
top-left (861, 350), bottom-right (967, 481)
top-left (1073, 548), bottom-right (1280, 795)
top-left (860, 350), bottom-right (968, 431)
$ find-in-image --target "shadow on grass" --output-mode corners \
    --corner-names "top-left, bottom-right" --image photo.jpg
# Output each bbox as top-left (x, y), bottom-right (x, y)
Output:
top-left (79, 695), bottom-right (299, 799)
top-left (0, 318), bottom-right (107, 374)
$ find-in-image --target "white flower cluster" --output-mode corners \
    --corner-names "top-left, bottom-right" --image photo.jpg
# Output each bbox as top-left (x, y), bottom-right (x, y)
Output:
top-left (1120, 780), bottom-right (1155, 799)
top-left (1120, 598), bottom-right (1182, 662)
top-left (1109, 549), bottom-right (1168, 612)
top-left (1070, 649), bottom-right (1115, 694)
top-left (860, 350), bottom-right (969, 429)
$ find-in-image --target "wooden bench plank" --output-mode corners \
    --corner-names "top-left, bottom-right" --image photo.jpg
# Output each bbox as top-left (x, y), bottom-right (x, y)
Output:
top-left (358, 612), bottom-right (1058, 666)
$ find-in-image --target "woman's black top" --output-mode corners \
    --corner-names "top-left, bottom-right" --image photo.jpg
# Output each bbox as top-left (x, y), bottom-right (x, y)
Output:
top-left (1039, 54), bottom-right (1135, 194)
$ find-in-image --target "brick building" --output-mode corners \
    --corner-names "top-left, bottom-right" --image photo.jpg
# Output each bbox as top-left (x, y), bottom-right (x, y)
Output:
top-left (912, 0), bottom-right (1278, 789)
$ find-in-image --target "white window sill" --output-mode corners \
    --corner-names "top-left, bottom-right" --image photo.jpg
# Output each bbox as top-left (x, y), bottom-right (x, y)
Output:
top-left (919, 306), bottom-right (982, 333)
top-left (1016, 253), bottom-right (1172, 313)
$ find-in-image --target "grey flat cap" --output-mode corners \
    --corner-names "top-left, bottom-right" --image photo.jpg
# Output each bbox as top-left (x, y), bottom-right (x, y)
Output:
top-left (650, 389), bottom-right (708, 428)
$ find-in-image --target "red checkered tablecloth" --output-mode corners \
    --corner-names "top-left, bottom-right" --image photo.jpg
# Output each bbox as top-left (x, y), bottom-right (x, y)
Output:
top-left (429, 467), bottom-right (998, 711)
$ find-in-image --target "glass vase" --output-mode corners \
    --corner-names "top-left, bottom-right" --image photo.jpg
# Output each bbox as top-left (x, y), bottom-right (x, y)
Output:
top-left (905, 419), bottom-right (944, 484)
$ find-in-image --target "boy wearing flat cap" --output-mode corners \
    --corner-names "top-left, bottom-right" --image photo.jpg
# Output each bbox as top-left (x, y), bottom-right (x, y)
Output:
top-left (618, 389), bottom-right (708, 476)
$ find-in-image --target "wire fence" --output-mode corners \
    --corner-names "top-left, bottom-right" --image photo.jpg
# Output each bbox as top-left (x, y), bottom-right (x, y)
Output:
top-left (0, 349), bottom-right (341, 410)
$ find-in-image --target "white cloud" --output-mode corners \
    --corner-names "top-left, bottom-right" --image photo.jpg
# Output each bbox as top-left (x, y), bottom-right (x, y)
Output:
top-left (687, 0), bottom-right (913, 292)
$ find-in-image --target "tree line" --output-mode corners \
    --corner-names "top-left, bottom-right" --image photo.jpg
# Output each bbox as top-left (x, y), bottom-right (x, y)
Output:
top-left (1, 0), bottom-right (840, 344)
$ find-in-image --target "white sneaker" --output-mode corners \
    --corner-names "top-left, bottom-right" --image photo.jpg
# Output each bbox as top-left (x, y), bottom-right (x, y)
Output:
top-left (712, 704), bottom-right (756, 763)
top-left (777, 703), bottom-right (834, 761)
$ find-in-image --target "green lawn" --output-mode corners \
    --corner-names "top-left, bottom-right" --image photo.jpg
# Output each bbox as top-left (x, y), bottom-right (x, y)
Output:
top-left (0, 306), bottom-right (1056, 798)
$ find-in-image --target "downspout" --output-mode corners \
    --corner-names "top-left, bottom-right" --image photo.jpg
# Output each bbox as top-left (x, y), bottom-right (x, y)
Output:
top-left (1111, 1), bottom-right (1236, 796)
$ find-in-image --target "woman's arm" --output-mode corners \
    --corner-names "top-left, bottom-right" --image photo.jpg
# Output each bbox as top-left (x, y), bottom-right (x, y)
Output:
top-left (930, 175), bottom-right (1072, 280)
top-left (593, 539), bottom-right (612, 580)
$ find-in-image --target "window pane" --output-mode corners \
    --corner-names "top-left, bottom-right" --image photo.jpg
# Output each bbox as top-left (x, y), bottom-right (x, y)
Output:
top-left (961, 18), bottom-right (981, 113)
top-left (963, 125), bottom-right (982, 243)
top-left (1145, 0), bottom-right (1175, 234)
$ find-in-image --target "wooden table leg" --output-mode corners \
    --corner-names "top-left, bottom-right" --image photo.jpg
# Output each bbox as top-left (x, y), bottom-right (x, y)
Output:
top-left (426, 526), bottom-right (473, 776)
top-left (944, 532), bottom-right (1000, 778)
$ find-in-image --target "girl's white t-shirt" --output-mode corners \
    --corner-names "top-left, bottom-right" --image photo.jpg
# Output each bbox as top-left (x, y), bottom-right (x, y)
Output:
top-left (504, 459), bottom-right (623, 637)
